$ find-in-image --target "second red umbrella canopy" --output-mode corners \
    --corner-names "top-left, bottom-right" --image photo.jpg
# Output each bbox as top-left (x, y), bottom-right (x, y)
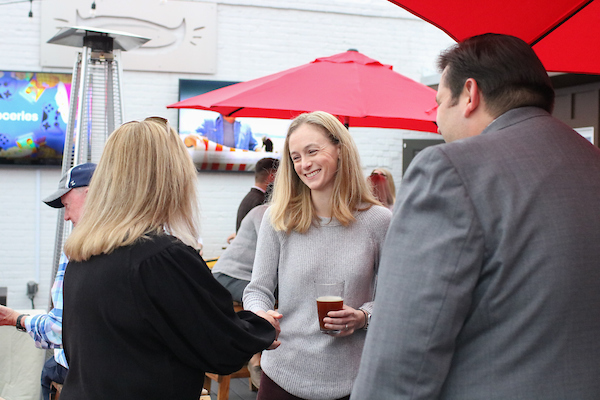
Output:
top-left (168, 49), bottom-right (438, 133)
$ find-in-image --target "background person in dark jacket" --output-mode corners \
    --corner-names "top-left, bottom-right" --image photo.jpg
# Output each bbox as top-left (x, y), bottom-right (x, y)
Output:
top-left (234, 157), bottom-right (279, 233)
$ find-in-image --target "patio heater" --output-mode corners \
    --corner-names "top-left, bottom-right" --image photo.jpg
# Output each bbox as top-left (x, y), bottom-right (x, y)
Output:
top-left (45, 27), bottom-right (150, 306)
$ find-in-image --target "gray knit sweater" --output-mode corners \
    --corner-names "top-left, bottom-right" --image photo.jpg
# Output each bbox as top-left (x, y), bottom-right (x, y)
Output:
top-left (212, 205), bottom-right (268, 281)
top-left (243, 205), bottom-right (392, 399)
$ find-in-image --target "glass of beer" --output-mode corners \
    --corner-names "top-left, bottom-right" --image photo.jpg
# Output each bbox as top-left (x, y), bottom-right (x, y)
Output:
top-left (316, 281), bottom-right (344, 334)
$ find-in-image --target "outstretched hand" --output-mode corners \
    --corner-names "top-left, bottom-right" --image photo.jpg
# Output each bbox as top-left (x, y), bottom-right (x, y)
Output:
top-left (0, 305), bottom-right (19, 327)
top-left (256, 309), bottom-right (283, 349)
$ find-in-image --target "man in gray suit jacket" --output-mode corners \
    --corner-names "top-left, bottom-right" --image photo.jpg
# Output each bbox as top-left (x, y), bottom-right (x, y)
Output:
top-left (352, 34), bottom-right (600, 399)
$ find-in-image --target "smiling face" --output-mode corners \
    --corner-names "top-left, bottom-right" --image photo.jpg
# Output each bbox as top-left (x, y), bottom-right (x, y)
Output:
top-left (288, 123), bottom-right (340, 197)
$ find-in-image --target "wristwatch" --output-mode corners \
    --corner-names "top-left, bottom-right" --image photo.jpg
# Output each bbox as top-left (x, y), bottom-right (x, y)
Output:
top-left (16, 314), bottom-right (29, 332)
top-left (360, 308), bottom-right (371, 330)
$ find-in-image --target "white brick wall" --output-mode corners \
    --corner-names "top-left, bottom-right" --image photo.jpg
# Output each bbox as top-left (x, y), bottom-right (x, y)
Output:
top-left (0, 167), bottom-right (62, 310)
top-left (0, 0), bottom-right (452, 310)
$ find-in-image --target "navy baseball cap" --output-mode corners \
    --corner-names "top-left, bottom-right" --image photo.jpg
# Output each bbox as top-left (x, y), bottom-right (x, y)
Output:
top-left (43, 163), bottom-right (96, 208)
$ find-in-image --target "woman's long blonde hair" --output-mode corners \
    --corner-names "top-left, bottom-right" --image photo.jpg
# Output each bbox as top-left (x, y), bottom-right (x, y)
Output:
top-left (64, 119), bottom-right (200, 261)
top-left (270, 111), bottom-right (379, 234)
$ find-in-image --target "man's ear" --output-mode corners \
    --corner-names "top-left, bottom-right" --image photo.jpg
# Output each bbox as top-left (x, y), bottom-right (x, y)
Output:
top-left (463, 78), bottom-right (481, 118)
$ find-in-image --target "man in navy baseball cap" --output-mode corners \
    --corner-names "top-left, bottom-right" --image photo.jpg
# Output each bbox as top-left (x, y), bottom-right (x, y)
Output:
top-left (1, 162), bottom-right (96, 400)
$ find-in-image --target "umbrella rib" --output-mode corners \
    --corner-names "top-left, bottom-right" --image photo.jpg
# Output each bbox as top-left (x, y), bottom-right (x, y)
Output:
top-left (530, 0), bottom-right (594, 46)
top-left (226, 107), bottom-right (245, 117)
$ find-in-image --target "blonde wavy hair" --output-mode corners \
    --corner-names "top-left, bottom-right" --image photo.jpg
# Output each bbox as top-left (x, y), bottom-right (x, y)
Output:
top-left (64, 119), bottom-right (200, 261)
top-left (270, 111), bottom-right (379, 234)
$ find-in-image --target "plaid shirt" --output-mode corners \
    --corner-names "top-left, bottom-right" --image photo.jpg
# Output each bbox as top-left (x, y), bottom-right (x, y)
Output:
top-left (24, 252), bottom-right (68, 368)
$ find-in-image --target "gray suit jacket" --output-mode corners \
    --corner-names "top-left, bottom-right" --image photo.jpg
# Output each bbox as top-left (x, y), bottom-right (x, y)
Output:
top-left (352, 107), bottom-right (600, 399)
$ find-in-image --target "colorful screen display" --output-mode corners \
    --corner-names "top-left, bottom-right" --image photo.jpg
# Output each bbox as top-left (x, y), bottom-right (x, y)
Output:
top-left (0, 71), bottom-right (72, 165)
top-left (177, 79), bottom-right (289, 171)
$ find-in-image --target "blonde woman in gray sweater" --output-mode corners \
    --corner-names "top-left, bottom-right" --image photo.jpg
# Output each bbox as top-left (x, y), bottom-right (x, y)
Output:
top-left (243, 111), bottom-right (392, 400)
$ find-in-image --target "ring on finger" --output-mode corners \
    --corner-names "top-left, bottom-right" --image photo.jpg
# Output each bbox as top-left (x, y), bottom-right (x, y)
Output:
top-left (345, 324), bottom-right (348, 331)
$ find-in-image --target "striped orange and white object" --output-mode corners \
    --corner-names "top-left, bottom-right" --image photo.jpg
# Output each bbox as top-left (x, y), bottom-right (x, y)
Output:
top-left (182, 134), bottom-right (279, 172)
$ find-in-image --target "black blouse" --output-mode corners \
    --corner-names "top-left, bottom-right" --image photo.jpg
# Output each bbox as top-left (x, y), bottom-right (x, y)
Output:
top-left (61, 234), bottom-right (275, 400)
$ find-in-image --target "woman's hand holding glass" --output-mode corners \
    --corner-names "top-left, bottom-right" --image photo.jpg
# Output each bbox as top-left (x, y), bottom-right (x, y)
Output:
top-left (323, 305), bottom-right (366, 337)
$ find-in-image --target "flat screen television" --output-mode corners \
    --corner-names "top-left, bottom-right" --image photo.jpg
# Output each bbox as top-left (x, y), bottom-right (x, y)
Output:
top-left (177, 79), bottom-right (289, 171)
top-left (0, 70), bottom-right (72, 165)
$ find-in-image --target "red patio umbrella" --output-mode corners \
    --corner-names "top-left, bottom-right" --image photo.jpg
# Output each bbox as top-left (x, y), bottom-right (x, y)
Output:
top-left (387, 0), bottom-right (600, 75)
top-left (167, 50), bottom-right (438, 133)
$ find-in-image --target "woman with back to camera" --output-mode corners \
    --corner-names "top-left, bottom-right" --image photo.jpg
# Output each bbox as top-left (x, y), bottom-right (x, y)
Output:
top-left (60, 118), bottom-right (276, 400)
top-left (243, 111), bottom-right (392, 400)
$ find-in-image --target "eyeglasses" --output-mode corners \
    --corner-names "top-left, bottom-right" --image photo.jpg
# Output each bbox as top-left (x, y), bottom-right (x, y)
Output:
top-left (371, 171), bottom-right (386, 177)
top-left (426, 104), bottom-right (438, 114)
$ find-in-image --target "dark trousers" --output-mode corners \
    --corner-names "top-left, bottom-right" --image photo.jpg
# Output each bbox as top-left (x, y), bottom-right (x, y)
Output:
top-left (257, 372), bottom-right (350, 400)
top-left (213, 272), bottom-right (250, 302)
top-left (41, 357), bottom-right (68, 400)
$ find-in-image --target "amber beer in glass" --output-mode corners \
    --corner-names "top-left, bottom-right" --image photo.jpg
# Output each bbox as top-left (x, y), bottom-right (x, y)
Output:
top-left (316, 281), bottom-right (344, 334)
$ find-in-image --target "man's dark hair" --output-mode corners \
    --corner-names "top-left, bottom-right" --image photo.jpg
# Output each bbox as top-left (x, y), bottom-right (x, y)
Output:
top-left (255, 157), bottom-right (279, 183)
top-left (438, 33), bottom-right (555, 117)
